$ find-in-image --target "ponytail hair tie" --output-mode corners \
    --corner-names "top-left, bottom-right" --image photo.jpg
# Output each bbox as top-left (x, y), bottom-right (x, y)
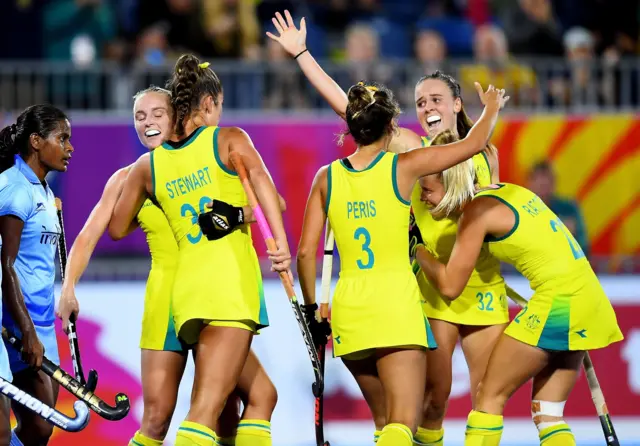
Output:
top-left (198, 62), bottom-right (210, 69)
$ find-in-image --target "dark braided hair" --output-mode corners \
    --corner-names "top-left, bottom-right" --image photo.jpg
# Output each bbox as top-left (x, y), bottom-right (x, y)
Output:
top-left (417, 71), bottom-right (497, 155)
top-left (0, 104), bottom-right (68, 173)
top-left (165, 55), bottom-right (223, 137)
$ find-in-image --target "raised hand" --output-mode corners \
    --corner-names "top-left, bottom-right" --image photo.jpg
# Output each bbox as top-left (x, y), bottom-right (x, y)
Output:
top-left (266, 10), bottom-right (307, 58)
top-left (474, 83), bottom-right (510, 110)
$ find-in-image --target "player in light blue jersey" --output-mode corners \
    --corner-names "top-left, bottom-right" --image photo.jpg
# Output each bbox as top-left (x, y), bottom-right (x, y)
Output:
top-left (0, 104), bottom-right (73, 446)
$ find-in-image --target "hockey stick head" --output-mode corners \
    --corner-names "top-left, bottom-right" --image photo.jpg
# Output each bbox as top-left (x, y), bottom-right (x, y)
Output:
top-left (86, 369), bottom-right (98, 392)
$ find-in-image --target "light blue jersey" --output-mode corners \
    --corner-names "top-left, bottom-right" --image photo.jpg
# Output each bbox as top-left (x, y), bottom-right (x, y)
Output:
top-left (0, 155), bottom-right (59, 326)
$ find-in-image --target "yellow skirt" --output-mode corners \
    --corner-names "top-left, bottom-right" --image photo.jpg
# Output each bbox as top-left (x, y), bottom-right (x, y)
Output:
top-left (331, 269), bottom-right (437, 358)
top-left (505, 275), bottom-right (624, 351)
top-left (171, 240), bottom-right (268, 345)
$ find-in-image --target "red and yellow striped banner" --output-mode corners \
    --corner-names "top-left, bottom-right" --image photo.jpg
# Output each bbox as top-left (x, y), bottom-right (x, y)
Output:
top-left (492, 115), bottom-right (640, 256)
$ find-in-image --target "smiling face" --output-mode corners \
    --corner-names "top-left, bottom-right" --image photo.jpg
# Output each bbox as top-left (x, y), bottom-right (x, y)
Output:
top-left (34, 119), bottom-right (73, 173)
top-left (419, 174), bottom-right (445, 210)
top-left (134, 91), bottom-right (172, 149)
top-left (414, 78), bottom-right (461, 139)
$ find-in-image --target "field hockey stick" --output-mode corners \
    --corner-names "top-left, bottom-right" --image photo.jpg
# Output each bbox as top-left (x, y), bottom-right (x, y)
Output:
top-left (229, 151), bottom-right (324, 396)
top-left (3, 330), bottom-right (130, 421)
top-left (55, 199), bottom-right (98, 392)
top-left (505, 285), bottom-right (620, 446)
top-left (0, 376), bottom-right (90, 432)
top-left (314, 220), bottom-right (334, 446)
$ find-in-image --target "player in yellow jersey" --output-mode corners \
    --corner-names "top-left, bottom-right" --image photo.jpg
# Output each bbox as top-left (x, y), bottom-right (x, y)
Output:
top-left (267, 12), bottom-right (510, 444)
top-left (412, 160), bottom-right (624, 446)
top-left (297, 81), bottom-right (508, 446)
top-left (108, 55), bottom-right (289, 446)
top-left (58, 86), bottom-right (280, 446)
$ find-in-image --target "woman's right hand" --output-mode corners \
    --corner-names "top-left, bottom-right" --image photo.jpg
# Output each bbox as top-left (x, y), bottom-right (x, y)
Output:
top-left (56, 287), bottom-right (80, 334)
top-left (21, 327), bottom-right (44, 370)
top-left (266, 10), bottom-right (307, 58)
top-left (474, 83), bottom-right (510, 110)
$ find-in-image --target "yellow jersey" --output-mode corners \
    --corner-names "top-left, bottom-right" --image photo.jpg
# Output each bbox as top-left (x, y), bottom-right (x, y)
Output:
top-left (413, 136), bottom-right (507, 325)
top-left (151, 126), bottom-right (267, 344)
top-left (136, 199), bottom-right (181, 351)
top-left (478, 183), bottom-right (623, 351)
top-left (327, 151), bottom-right (434, 357)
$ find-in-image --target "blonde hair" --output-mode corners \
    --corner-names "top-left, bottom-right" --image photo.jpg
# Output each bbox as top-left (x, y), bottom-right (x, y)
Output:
top-left (429, 130), bottom-right (477, 217)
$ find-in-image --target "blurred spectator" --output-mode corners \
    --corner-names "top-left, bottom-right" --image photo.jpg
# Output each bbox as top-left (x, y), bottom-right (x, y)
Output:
top-left (500, 0), bottom-right (563, 56)
top-left (528, 161), bottom-right (590, 256)
top-left (547, 27), bottom-right (610, 107)
top-left (137, 0), bottom-right (215, 58)
top-left (134, 23), bottom-right (170, 67)
top-left (42, 0), bottom-right (117, 64)
top-left (263, 39), bottom-right (309, 109)
top-left (402, 30), bottom-right (448, 107)
top-left (459, 24), bottom-right (538, 106)
top-left (202, 0), bottom-right (261, 60)
top-left (308, 0), bottom-right (380, 33)
top-left (340, 23), bottom-right (394, 89)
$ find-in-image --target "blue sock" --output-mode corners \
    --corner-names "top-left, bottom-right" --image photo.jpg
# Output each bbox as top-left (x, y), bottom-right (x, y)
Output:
top-left (10, 430), bottom-right (24, 446)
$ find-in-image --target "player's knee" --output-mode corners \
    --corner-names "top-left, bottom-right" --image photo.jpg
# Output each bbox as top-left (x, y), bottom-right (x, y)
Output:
top-left (245, 378), bottom-right (278, 417)
top-left (142, 401), bottom-right (175, 439)
top-left (531, 400), bottom-right (566, 431)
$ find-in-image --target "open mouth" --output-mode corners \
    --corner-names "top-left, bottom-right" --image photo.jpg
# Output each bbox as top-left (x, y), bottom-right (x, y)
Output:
top-left (145, 129), bottom-right (161, 137)
top-left (426, 115), bottom-right (442, 133)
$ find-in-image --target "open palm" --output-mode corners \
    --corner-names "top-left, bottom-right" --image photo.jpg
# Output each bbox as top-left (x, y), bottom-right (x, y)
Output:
top-left (266, 10), bottom-right (307, 58)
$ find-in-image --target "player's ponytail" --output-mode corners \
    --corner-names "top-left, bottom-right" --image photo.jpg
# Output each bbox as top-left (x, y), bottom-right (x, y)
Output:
top-left (166, 54), bottom-right (223, 137)
top-left (417, 71), bottom-right (497, 157)
top-left (0, 104), bottom-right (68, 173)
top-left (0, 123), bottom-right (19, 173)
top-left (429, 130), bottom-right (476, 217)
top-left (342, 81), bottom-right (400, 146)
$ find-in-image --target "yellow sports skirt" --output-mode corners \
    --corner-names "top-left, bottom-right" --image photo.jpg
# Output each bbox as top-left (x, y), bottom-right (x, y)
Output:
top-left (505, 275), bottom-right (624, 351)
top-left (140, 264), bottom-right (183, 352)
top-left (171, 241), bottom-right (268, 346)
top-left (415, 263), bottom-right (509, 326)
top-left (331, 268), bottom-right (437, 358)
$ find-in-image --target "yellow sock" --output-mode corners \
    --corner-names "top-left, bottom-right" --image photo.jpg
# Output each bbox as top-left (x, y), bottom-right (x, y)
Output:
top-left (377, 423), bottom-right (413, 446)
top-left (374, 429), bottom-right (382, 443)
top-left (414, 427), bottom-right (444, 445)
top-left (539, 423), bottom-right (575, 445)
top-left (464, 410), bottom-right (503, 446)
top-left (175, 421), bottom-right (216, 446)
top-left (235, 419), bottom-right (271, 446)
top-left (129, 431), bottom-right (163, 446)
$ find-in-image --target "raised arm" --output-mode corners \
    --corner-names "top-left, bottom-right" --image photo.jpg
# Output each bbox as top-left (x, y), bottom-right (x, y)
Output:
top-left (108, 154), bottom-right (151, 240)
top-left (57, 167), bottom-right (133, 332)
top-left (224, 127), bottom-right (291, 270)
top-left (297, 165), bottom-right (328, 306)
top-left (267, 11), bottom-right (348, 119)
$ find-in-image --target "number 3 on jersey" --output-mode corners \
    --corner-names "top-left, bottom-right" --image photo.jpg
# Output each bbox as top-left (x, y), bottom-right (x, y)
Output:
top-left (181, 196), bottom-right (213, 244)
top-left (550, 218), bottom-right (585, 260)
top-left (354, 226), bottom-right (374, 269)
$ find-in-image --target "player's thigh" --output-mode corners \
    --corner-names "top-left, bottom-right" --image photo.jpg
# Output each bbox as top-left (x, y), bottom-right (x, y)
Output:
top-left (476, 334), bottom-right (550, 414)
top-left (376, 347), bottom-right (427, 429)
top-left (342, 354), bottom-right (387, 429)
top-left (460, 323), bottom-right (507, 404)
top-left (192, 326), bottom-right (253, 408)
top-left (141, 349), bottom-right (188, 415)
top-left (11, 369), bottom-right (57, 433)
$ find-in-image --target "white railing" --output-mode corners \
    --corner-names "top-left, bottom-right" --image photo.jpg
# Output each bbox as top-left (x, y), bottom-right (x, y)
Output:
top-left (1, 58), bottom-right (639, 114)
